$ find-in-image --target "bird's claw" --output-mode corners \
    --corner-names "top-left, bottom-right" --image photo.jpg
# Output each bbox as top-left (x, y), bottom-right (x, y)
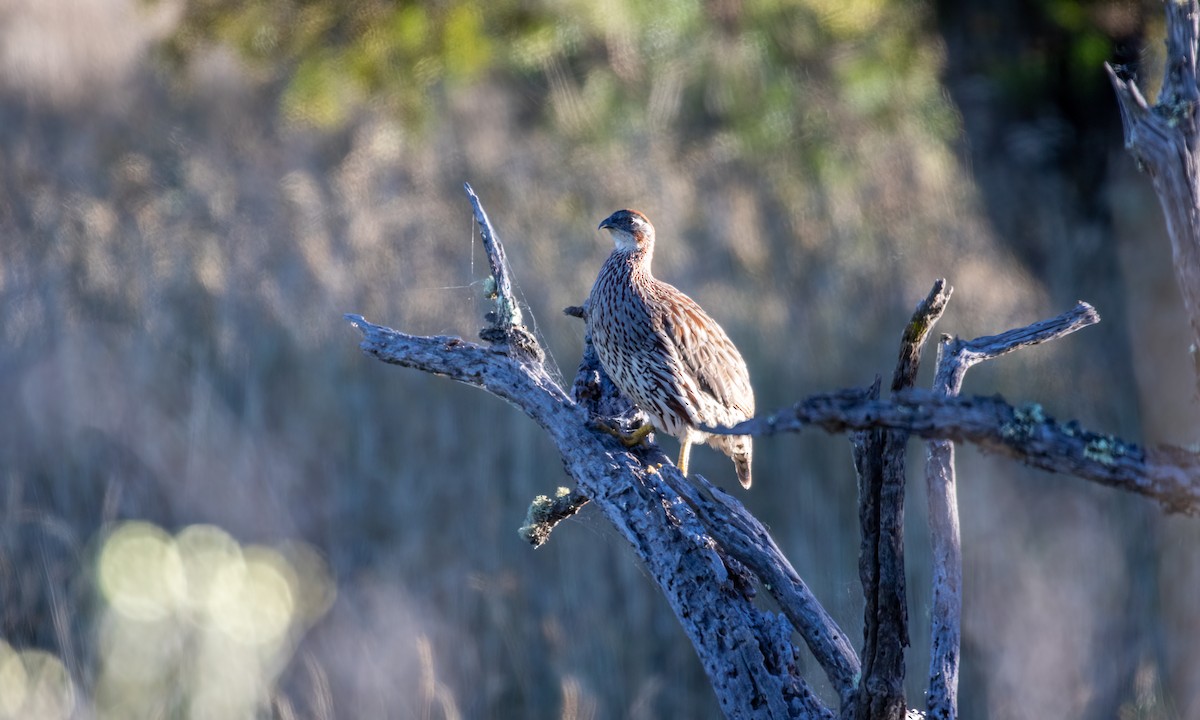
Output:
top-left (593, 420), bottom-right (654, 447)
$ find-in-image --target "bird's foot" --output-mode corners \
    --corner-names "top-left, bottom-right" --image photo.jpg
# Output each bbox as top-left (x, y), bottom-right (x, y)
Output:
top-left (593, 420), bottom-right (654, 448)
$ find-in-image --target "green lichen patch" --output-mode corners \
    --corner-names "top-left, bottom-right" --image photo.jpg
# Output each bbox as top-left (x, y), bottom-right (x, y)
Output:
top-left (481, 275), bottom-right (498, 300)
top-left (1001, 403), bottom-right (1046, 442)
top-left (1082, 434), bottom-right (1129, 465)
top-left (518, 494), bottom-right (556, 546)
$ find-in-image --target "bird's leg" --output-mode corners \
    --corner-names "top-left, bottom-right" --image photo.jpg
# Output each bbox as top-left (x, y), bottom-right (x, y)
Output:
top-left (677, 437), bottom-right (693, 477)
top-left (593, 420), bottom-right (655, 448)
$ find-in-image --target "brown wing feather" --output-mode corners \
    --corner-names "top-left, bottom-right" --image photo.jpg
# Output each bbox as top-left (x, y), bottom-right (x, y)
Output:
top-left (651, 283), bottom-right (754, 421)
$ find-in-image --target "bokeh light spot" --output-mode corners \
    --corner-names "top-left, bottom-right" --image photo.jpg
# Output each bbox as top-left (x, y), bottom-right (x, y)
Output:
top-left (208, 546), bottom-right (296, 646)
top-left (0, 649), bottom-right (75, 720)
top-left (278, 540), bottom-right (336, 624)
top-left (174, 523), bottom-right (244, 619)
top-left (97, 521), bottom-right (186, 622)
top-left (89, 523), bottom-right (335, 718)
top-left (0, 641), bottom-right (28, 718)
top-left (97, 613), bottom-right (182, 686)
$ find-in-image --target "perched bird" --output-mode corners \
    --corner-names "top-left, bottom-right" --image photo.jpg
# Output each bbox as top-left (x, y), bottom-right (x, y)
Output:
top-left (587, 209), bottom-right (756, 488)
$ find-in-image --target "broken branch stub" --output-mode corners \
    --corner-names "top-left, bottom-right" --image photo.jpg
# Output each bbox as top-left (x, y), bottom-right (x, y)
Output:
top-left (464, 182), bottom-right (543, 360)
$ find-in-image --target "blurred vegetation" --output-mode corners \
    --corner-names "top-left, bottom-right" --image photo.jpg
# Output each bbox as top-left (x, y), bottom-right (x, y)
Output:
top-left (0, 0), bottom-right (1196, 717)
top-left (164, 0), bottom-right (954, 160)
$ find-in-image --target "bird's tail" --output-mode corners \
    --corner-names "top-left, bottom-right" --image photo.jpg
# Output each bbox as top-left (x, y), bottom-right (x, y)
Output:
top-left (733, 448), bottom-right (752, 489)
top-left (712, 434), bottom-right (753, 489)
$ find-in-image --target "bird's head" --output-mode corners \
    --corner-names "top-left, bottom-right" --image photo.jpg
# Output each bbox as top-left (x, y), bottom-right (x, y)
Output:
top-left (598, 209), bottom-right (654, 252)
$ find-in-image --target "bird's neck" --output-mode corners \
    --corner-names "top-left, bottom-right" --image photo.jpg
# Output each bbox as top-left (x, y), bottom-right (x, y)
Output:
top-left (608, 245), bottom-right (654, 278)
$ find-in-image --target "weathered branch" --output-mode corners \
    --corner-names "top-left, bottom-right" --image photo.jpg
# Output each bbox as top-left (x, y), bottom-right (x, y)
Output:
top-left (664, 470), bottom-right (862, 710)
top-left (923, 417), bottom-right (960, 717)
top-left (852, 280), bottom-right (950, 720)
top-left (847, 379), bottom-right (888, 719)
top-left (934, 301), bottom-right (1099, 376)
top-left (924, 343), bottom-right (963, 720)
top-left (891, 279), bottom-right (953, 394)
top-left (1105, 1), bottom-right (1200, 389)
top-left (923, 298), bottom-right (1095, 719)
top-left (716, 388), bottom-right (1200, 516)
top-left (464, 182), bottom-right (542, 358)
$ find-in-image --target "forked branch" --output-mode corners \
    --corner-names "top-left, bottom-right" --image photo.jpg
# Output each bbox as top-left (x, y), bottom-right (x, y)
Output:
top-left (923, 299), bottom-right (1097, 720)
top-left (851, 279), bottom-right (951, 720)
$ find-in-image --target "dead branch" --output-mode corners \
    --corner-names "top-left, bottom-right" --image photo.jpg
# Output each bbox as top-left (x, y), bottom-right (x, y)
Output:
top-left (922, 297), bottom-right (1095, 719)
top-left (465, 183), bottom-right (542, 358)
top-left (924, 346), bottom-right (962, 720)
top-left (662, 468), bottom-right (862, 710)
top-left (1106, 0), bottom-right (1200, 390)
top-left (717, 387), bottom-right (1200, 516)
top-left (851, 280), bottom-right (951, 720)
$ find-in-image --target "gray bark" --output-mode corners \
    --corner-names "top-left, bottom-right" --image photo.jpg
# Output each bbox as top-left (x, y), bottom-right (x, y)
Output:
top-left (852, 280), bottom-right (950, 720)
top-left (922, 298), bottom-right (1100, 719)
top-left (674, 472), bottom-right (862, 711)
top-left (718, 389), bottom-right (1200, 517)
top-left (1106, 0), bottom-right (1200, 391)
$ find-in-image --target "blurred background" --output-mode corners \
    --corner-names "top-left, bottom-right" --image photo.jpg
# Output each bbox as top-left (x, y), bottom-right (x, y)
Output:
top-left (0, 0), bottom-right (1196, 717)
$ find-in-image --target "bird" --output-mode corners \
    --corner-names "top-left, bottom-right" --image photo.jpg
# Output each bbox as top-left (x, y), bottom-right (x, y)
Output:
top-left (587, 209), bottom-right (756, 488)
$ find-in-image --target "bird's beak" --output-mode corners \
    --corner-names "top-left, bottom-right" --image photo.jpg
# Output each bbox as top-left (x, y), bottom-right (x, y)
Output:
top-left (598, 216), bottom-right (615, 231)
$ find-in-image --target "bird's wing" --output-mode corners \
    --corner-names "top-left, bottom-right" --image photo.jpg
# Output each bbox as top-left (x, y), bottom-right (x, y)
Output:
top-left (655, 286), bottom-right (755, 419)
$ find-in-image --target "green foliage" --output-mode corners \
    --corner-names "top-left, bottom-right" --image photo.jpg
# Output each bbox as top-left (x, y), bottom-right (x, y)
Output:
top-left (163, 0), bottom-right (953, 158)
top-left (978, 0), bottom-right (1132, 111)
top-left (165, 1), bottom-right (494, 125)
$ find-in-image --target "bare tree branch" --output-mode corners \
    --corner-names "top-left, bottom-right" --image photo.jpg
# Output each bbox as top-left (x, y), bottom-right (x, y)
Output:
top-left (924, 343), bottom-right (963, 720)
top-left (717, 388), bottom-right (1200, 516)
top-left (937, 302), bottom-right (1100, 378)
top-left (1105, 1), bottom-right (1200, 390)
top-left (852, 280), bottom-right (951, 720)
top-left (464, 182), bottom-right (543, 358)
top-left (922, 298), bottom-right (1096, 719)
top-left (891, 279), bottom-right (953, 394)
top-left (348, 185), bottom-right (1200, 720)
top-left (848, 379), bottom-right (889, 719)
top-left (661, 469), bottom-right (862, 710)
